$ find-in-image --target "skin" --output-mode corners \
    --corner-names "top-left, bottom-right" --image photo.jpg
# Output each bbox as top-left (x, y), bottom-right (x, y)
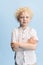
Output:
top-left (19, 11), bottom-right (31, 29)
top-left (11, 11), bottom-right (38, 51)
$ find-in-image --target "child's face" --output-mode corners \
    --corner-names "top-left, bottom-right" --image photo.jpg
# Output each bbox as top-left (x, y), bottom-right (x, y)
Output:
top-left (19, 11), bottom-right (31, 27)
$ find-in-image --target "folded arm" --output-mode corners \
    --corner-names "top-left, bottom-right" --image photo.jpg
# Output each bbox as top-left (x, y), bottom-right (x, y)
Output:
top-left (11, 37), bottom-right (38, 51)
top-left (19, 37), bottom-right (38, 50)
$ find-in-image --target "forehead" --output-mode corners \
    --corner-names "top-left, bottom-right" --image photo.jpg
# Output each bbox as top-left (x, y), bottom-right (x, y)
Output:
top-left (19, 11), bottom-right (29, 16)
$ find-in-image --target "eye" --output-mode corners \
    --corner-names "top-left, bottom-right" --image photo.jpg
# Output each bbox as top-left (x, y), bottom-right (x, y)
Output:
top-left (20, 16), bottom-right (24, 18)
top-left (26, 16), bottom-right (29, 18)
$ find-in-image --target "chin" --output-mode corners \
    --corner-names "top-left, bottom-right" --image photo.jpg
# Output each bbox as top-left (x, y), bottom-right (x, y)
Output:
top-left (23, 24), bottom-right (27, 27)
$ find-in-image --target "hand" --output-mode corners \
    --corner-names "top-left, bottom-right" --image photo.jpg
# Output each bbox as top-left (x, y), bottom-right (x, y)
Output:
top-left (11, 43), bottom-right (15, 51)
top-left (11, 43), bottom-right (20, 51)
top-left (27, 37), bottom-right (36, 44)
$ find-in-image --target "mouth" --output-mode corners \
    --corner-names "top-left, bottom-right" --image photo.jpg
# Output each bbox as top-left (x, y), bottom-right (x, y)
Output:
top-left (23, 21), bottom-right (27, 23)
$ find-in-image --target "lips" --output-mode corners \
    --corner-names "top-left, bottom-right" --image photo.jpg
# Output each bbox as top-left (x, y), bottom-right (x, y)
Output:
top-left (23, 21), bottom-right (27, 23)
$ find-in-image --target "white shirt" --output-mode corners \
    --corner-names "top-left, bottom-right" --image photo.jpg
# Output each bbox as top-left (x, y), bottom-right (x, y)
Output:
top-left (11, 26), bottom-right (38, 65)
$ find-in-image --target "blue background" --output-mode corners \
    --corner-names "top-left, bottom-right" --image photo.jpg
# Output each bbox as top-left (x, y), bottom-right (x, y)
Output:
top-left (0, 0), bottom-right (43, 65)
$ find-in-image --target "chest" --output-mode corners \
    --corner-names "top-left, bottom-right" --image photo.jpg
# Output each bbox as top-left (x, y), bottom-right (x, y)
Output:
top-left (17, 29), bottom-right (31, 42)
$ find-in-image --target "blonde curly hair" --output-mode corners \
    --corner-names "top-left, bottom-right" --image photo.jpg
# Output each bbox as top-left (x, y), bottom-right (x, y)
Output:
top-left (15, 7), bottom-right (33, 20)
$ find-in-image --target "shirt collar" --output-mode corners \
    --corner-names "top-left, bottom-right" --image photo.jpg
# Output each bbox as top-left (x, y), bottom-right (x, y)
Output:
top-left (18, 26), bottom-right (30, 32)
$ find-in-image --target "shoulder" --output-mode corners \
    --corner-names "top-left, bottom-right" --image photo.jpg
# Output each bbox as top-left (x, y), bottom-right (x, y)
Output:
top-left (31, 28), bottom-right (37, 33)
top-left (11, 27), bottom-right (19, 35)
top-left (12, 27), bottom-right (19, 33)
top-left (28, 27), bottom-right (37, 34)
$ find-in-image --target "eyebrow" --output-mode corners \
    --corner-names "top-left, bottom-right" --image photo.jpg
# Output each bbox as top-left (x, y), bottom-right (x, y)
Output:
top-left (20, 16), bottom-right (29, 18)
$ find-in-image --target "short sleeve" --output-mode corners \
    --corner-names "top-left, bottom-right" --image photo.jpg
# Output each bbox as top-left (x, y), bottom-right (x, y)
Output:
top-left (30, 28), bottom-right (39, 41)
top-left (11, 30), bottom-right (17, 43)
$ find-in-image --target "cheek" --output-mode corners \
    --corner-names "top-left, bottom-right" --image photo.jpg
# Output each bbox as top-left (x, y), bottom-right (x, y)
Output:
top-left (19, 18), bottom-right (23, 22)
top-left (27, 18), bottom-right (31, 22)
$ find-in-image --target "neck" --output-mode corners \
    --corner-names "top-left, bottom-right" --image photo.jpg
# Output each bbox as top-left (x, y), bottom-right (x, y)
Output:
top-left (20, 25), bottom-right (28, 30)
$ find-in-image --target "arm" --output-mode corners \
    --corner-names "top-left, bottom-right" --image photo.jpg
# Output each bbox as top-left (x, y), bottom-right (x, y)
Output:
top-left (11, 37), bottom-right (38, 51)
top-left (11, 42), bottom-right (20, 51)
top-left (11, 28), bottom-right (38, 51)
top-left (27, 37), bottom-right (38, 44)
top-left (19, 41), bottom-right (37, 50)
top-left (11, 30), bottom-right (20, 51)
top-left (19, 37), bottom-right (38, 50)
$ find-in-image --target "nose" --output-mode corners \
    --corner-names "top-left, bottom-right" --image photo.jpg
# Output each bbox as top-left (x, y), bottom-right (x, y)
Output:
top-left (23, 17), bottom-right (26, 21)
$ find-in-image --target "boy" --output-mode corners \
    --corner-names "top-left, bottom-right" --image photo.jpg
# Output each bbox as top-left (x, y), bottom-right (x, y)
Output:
top-left (11, 7), bottom-right (38, 65)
